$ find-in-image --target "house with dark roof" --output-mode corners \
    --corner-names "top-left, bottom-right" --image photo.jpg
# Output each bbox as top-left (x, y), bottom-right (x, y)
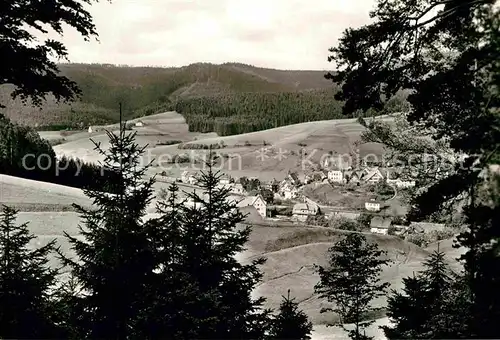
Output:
top-left (287, 171), bottom-right (301, 186)
top-left (370, 216), bottom-right (393, 234)
top-left (364, 168), bottom-right (385, 184)
top-left (292, 202), bottom-right (320, 222)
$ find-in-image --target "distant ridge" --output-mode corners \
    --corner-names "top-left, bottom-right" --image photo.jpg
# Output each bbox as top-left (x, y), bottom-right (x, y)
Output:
top-left (0, 62), bottom-right (335, 131)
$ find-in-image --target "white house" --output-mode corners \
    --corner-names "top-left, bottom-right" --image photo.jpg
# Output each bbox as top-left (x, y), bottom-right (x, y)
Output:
top-left (328, 170), bottom-right (344, 183)
top-left (181, 171), bottom-right (198, 185)
top-left (279, 182), bottom-right (299, 200)
top-left (234, 194), bottom-right (267, 218)
top-left (386, 170), bottom-right (416, 188)
top-left (395, 180), bottom-right (416, 188)
top-left (181, 170), bottom-right (191, 183)
top-left (364, 168), bottom-right (385, 184)
top-left (370, 216), bottom-right (392, 234)
top-left (219, 174), bottom-right (231, 185)
top-left (135, 120), bottom-right (144, 127)
top-left (365, 199), bottom-right (381, 212)
top-left (230, 183), bottom-right (246, 195)
top-left (292, 202), bottom-right (319, 222)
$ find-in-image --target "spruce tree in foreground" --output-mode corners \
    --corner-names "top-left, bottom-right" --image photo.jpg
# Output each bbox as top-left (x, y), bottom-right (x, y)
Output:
top-left (269, 289), bottom-right (313, 340)
top-left (140, 182), bottom-right (204, 339)
top-left (314, 233), bottom-right (390, 340)
top-left (58, 126), bottom-right (156, 339)
top-left (383, 247), bottom-right (468, 339)
top-left (146, 158), bottom-right (273, 338)
top-left (0, 205), bottom-right (60, 338)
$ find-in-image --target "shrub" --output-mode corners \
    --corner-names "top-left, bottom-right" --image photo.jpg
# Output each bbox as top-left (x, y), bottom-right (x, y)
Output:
top-left (328, 217), bottom-right (361, 231)
top-left (406, 233), bottom-right (428, 247)
top-left (305, 214), bottom-right (327, 226)
top-left (156, 140), bottom-right (182, 146)
top-left (387, 226), bottom-right (397, 235)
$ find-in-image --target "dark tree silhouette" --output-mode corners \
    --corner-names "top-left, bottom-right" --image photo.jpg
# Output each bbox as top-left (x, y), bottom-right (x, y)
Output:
top-left (0, 0), bottom-right (103, 107)
top-left (269, 289), bottom-right (313, 340)
top-left (58, 125), bottom-right (156, 339)
top-left (0, 205), bottom-right (61, 338)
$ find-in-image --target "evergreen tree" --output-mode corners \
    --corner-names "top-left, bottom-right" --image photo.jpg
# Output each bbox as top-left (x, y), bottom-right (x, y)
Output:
top-left (138, 182), bottom-right (204, 339)
top-left (314, 233), bottom-right (390, 340)
top-left (146, 159), bottom-right (273, 339)
top-left (58, 125), bottom-right (156, 339)
top-left (269, 289), bottom-right (313, 340)
top-left (0, 205), bottom-right (61, 338)
top-left (383, 247), bottom-right (460, 339)
top-left (382, 275), bottom-right (429, 339)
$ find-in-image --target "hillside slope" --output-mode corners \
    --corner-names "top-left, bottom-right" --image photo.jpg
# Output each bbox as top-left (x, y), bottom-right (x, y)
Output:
top-left (0, 63), bottom-right (336, 131)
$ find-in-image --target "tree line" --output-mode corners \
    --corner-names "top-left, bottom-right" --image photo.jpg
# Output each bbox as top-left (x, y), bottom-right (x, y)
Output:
top-left (0, 115), bottom-right (121, 192)
top-left (174, 89), bottom-right (345, 136)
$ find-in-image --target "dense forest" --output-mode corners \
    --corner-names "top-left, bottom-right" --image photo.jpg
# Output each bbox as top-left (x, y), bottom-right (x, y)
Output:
top-left (174, 88), bottom-right (347, 135)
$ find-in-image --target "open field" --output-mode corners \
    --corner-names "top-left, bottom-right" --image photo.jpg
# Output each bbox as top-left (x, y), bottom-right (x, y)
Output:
top-left (14, 205), bottom-right (433, 338)
top-left (0, 174), bottom-right (92, 208)
top-left (50, 111), bottom-right (395, 181)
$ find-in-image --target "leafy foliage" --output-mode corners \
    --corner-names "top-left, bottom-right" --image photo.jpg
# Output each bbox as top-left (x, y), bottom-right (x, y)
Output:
top-left (0, 0), bottom-right (102, 107)
top-left (327, 216), bottom-right (364, 231)
top-left (328, 0), bottom-right (499, 337)
top-left (314, 233), bottom-right (390, 340)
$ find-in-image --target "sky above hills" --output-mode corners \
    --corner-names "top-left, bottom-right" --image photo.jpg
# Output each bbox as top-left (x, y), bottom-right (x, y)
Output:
top-left (43, 0), bottom-right (375, 70)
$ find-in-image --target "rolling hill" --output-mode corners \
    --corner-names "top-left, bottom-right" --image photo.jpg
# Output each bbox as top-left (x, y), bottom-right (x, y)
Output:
top-left (0, 62), bottom-right (339, 135)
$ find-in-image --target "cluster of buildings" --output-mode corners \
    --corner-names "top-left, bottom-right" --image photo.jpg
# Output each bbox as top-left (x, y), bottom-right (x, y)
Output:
top-left (321, 165), bottom-right (416, 189)
top-left (369, 218), bottom-right (446, 236)
top-left (179, 171), bottom-right (267, 218)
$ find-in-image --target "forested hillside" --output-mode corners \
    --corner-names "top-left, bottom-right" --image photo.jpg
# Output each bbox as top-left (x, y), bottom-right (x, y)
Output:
top-left (175, 89), bottom-right (343, 135)
top-left (0, 62), bottom-right (387, 135)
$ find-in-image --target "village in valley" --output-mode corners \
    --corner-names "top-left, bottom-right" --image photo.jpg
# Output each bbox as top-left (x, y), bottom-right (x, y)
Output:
top-left (155, 149), bottom-right (450, 246)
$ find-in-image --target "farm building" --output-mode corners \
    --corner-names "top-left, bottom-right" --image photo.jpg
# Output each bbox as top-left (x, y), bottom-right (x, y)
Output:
top-left (365, 199), bottom-right (381, 212)
top-left (292, 202), bottom-right (320, 222)
top-left (227, 194), bottom-right (267, 218)
top-left (370, 216), bottom-right (392, 234)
